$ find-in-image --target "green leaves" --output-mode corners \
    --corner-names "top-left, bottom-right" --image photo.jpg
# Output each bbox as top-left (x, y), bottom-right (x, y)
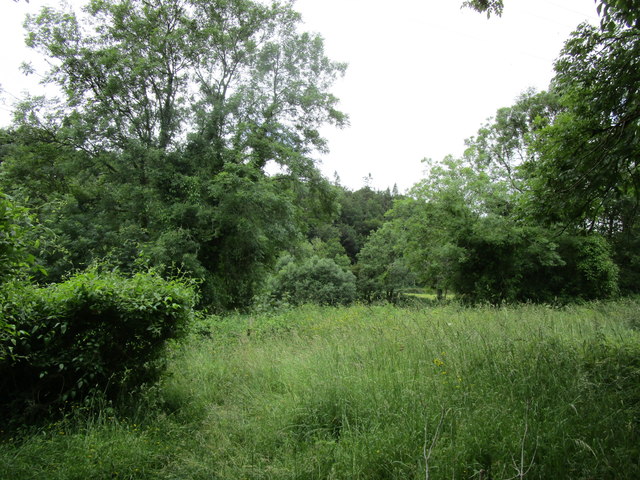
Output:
top-left (531, 22), bottom-right (640, 230)
top-left (269, 256), bottom-right (356, 306)
top-left (0, 192), bottom-right (40, 282)
top-left (461, 0), bottom-right (504, 18)
top-left (11, 0), bottom-right (348, 310)
top-left (356, 223), bottom-right (414, 303)
top-left (0, 268), bottom-right (196, 419)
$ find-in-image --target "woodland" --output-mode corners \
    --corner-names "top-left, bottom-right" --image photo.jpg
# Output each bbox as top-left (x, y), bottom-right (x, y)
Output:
top-left (0, 0), bottom-right (639, 478)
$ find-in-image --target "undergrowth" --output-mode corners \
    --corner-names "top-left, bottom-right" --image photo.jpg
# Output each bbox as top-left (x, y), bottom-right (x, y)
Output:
top-left (1, 301), bottom-right (639, 479)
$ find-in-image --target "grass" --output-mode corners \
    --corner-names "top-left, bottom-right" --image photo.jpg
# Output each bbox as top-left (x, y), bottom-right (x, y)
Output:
top-left (2, 301), bottom-right (640, 479)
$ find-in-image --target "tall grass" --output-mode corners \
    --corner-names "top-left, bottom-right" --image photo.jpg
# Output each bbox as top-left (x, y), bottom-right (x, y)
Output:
top-left (2, 301), bottom-right (639, 479)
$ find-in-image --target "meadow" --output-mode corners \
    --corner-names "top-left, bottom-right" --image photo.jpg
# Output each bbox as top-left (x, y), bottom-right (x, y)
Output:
top-left (1, 301), bottom-right (639, 479)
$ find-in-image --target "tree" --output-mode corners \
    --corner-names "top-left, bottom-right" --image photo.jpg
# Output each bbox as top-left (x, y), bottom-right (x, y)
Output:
top-left (462, 0), bottom-right (640, 27)
top-left (0, 192), bottom-right (38, 362)
top-left (392, 121), bottom-right (619, 303)
top-left (463, 0), bottom-right (640, 295)
top-left (0, 192), bottom-right (38, 282)
top-left (356, 222), bottom-right (414, 303)
top-left (531, 22), bottom-right (640, 230)
top-left (330, 184), bottom-right (398, 263)
top-left (8, 0), bottom-right (347, 309)
top-left (463, 89), bottom-right (561, 196)
top-left (462, 0), bottom-right (503, 18)
top-left (389, 157), bottom-right (492, 295)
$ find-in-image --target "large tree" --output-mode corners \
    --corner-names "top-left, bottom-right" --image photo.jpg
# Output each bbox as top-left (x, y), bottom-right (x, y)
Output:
top-left (4, 0), bottom-right (347, 309)
top-left (530, 22), bottom-right (640, 230)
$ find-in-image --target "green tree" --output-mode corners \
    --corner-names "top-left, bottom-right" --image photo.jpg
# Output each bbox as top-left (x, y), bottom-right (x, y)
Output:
top-left (463, 0), bottom-right (640, 27)
top-left (0, 192), bottom-right (38, 361)
top-left (394, 131), bottom-right (619, 303)
top-left (464, 89), bottom-right (561, 197)
top-left (390, 156), bottom-right (508, 297)
top-left (7, 0), bottom-right (347, 309)
top-left (531, 23), bottom-right (640, 229)
top-left (356, 222), bottom-right (414, 303)
top-left (331, 184), bottom-right (398, 262)
top-left (523, 19), bottom-right (640, 292)
top-left (0, 192), bottom-right (38, 282)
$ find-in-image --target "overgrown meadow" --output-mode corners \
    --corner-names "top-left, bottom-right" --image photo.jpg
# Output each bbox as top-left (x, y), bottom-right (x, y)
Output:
top-left (2, 301), bottom-right (639, 479)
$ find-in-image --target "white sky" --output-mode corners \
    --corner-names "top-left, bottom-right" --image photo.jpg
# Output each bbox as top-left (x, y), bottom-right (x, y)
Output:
top-left (0, 0), bottom-right (600, 192)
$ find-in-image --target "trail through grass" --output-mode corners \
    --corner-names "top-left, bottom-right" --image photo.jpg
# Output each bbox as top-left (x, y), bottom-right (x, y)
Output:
top-left (2, 301), bottom-right (639, 479)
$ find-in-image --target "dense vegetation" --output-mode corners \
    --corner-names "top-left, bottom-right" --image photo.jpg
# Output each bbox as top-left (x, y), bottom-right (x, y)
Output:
top-left (1, 0), bottom-right (639, 477)
top-left (1, 303), bottom-right (639, 479)
top-left (2, 0), bottom-right (639, 308)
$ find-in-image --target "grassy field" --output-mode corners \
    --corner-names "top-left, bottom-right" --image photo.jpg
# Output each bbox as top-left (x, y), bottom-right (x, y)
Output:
top-left (2, 301), bottom-right (639, 479)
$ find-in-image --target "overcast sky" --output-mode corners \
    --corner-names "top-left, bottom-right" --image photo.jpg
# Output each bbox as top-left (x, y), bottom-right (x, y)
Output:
top-left (0, 0), bottom-right (600, 191)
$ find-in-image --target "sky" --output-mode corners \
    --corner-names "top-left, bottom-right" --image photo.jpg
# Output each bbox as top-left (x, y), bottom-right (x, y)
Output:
top-left (0, 0), bottom-right (601, 192)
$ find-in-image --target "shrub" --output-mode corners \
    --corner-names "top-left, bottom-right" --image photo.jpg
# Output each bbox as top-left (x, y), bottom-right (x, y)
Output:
top-left (269, 256), bottom-right (356, 306)
top-left (454, 218), bottom-right (619, 304)
top-left (0, 269), bottom-right (196, 420)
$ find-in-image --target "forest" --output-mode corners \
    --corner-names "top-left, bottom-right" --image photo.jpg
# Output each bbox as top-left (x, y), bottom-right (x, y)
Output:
top-left (1, 0), bottom-right (639, 478)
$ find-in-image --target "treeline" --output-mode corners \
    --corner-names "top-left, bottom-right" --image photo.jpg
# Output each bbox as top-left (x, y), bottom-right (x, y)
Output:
top-left (1, 0), bottom-right (639, 309)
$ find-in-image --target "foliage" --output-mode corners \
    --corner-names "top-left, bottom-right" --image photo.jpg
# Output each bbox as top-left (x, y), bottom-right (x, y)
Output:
top-left (462, 0), bottom-right (503, 18)
top-left (389, 156), bottom-right (505, 295)
top-left (356, 222), bottom-right (414, 303)
top-left (5, 0), bottom-right (347, 310)
top-left (390, 141), bottom-right (620, 303)
top-left (463, 89), bottom-right (560, 197)
top-left (0, 269), bottom-right (196, 421)
top-left (597, 0), bottom-right (640, 28)
top-left (463, 0), bottom-right (640, 27)
top-left (454, 221), bottom-right (620, 303)
top-left (268, 255), bottom-right (356, 306)
top-left (554, 233), bottom-right (620, 300)
top-left (0, 192), bottom-right (41, 362)
top-left (331, 185), bottom-right (398, 262)
top-left (452, 217), bottom-right (560, 303)
top-left (531, 22), bottom-right (640, 230)
top-left (0, 192), bottom-right (39, 282)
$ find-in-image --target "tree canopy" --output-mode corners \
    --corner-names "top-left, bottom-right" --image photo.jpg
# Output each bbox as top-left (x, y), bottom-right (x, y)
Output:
top-left (4, 0), bottom-right (347, 310)
top-left (463, 0), bottom-right (640, 28)
top-left (1, 0), bottom-right (638, 309)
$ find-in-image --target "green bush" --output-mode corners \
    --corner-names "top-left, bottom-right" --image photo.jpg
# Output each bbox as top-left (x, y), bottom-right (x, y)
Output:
top-left (269, 256), bottom-right (356, 306)
top-left (0, 269), bottom-right (196, 420)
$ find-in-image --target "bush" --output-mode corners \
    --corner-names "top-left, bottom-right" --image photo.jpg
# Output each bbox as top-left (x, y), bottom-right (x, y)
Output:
top-left (269, 256), bottom-right (356, 306)
top-left (0, 269), bottom-right (196, 420)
